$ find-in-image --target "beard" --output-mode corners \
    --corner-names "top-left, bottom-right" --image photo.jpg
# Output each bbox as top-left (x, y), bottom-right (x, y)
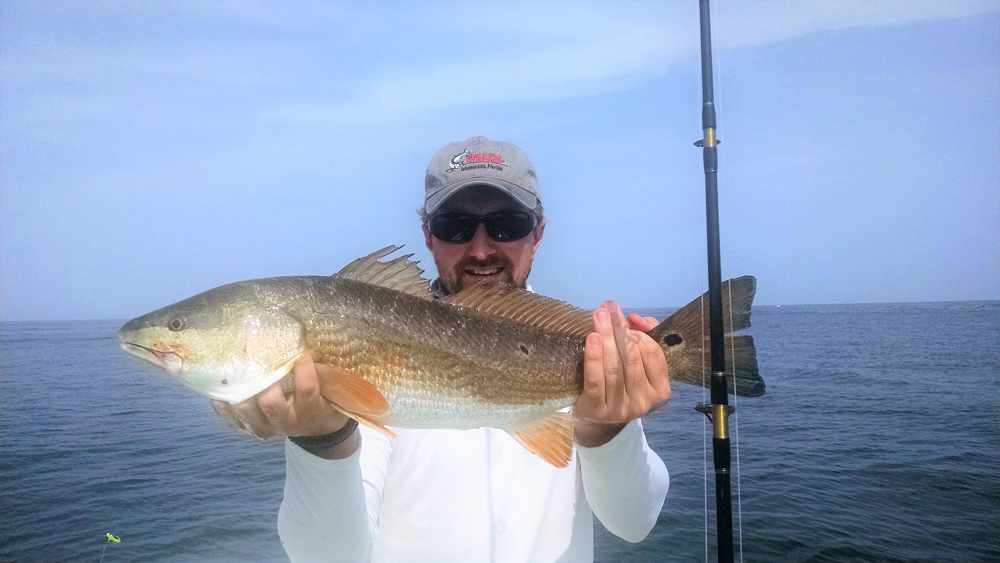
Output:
top-left (443, 254), bottom-right (527, 295)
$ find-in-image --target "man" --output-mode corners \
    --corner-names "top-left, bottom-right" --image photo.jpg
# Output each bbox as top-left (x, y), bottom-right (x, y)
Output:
top-left (215, 136), bottom-right (671, 562)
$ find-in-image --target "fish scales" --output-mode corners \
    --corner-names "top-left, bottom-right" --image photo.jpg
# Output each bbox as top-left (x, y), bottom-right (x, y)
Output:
top-left (298, 277), bottom-right (584, 429)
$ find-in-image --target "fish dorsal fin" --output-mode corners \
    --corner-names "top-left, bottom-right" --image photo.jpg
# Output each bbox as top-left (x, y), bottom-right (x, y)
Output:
top-left (335, 245), bottom-right (433, 300)
top-left (443, 285), bottom-right (594, 339)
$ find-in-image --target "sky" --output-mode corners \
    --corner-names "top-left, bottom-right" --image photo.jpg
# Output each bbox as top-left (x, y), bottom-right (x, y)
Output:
top-left (1, 1), bottom-right (998, 321)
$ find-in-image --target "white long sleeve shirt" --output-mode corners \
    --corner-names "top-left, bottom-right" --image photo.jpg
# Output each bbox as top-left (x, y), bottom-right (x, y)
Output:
top-left (277, 419), bottom-right (668, 563)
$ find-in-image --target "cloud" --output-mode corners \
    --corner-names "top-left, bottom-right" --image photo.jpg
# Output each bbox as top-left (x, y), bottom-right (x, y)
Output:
top-left (4, 1), bottom-right (996, 148)
top-left (716, 1), bottom-right (999, 49)
top-left (5, 1), bottom-right (994, 131)
top-left (260, 1), bottom-right (999, 126)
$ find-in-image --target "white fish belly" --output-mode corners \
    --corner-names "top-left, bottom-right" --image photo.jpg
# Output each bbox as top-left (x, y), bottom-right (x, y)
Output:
top-left (381, 388), bottom-right (575, 431)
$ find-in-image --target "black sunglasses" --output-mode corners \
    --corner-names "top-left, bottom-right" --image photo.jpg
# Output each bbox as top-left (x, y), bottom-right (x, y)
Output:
top-left (429, 212), bottom-right (537, 244)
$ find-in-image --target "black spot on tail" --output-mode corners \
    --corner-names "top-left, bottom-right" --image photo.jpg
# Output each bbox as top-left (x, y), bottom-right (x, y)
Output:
top-left (663, 333), bottom-right (682, 347)
top-left (519, 344), bottom-right (531, 355)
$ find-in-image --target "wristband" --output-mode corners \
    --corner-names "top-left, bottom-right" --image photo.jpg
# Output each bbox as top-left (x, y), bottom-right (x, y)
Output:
top-left (289, 419), bottom-right (359, 454)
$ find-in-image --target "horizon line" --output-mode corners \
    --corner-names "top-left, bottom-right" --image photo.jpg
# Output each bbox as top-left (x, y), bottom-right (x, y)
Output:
top-left (2, 298), bottom-right (998, 324)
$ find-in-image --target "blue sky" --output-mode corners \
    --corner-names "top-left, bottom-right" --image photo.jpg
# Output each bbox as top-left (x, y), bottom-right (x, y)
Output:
top-left (2, 1), bottom-right (998, 321)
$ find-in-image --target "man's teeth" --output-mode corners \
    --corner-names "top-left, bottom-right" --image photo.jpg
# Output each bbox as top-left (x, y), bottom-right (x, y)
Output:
top-left (467, 267), bottom-right (501, 275)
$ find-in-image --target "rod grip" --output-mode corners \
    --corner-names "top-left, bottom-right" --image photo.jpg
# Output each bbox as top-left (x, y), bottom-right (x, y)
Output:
top-left (713, 436), bottom-right (734, 562)
top-left (703, 140), bottom-right (718, 174)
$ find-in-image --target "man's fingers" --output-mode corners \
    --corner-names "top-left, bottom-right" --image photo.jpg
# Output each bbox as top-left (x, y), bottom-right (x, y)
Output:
top-left (257, 382), bottom-right (291, 428)
top-left (596, 305), bottom-right (624, 410)
top-left (608, 302), bottom-right (645, 402)
top-left (638, 333), bottom-right (671, 408)
top-left (292, 351), bottom-right (322, 408)
top-left (581, 332), bottom-right (606, 410)
top-left (228, 398), bottom-right (277, 439)
top-left (215, 397), bottom-right (273, 438)
top-left (290, 353), bottom-right (330, 435)
top-left (608, 304), bottom-right (631, 364)
top-left (212, 398), bottom-right (270, 437)
top-left (208, 351), bottom-right (351, 439)
top-left (297, 360), bottom-right (353, 435)
top-left (212, 400), bottom-right (245, 432)
top-left (627, 312), bottom-right (659, 332)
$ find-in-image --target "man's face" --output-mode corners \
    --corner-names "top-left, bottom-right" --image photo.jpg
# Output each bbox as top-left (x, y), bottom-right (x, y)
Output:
top-left (423, 185), bottom-right (545, 295)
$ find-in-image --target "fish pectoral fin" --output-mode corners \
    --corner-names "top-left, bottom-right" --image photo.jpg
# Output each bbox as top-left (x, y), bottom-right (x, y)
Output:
top-left (316, 363), bottom-right (395, 438)
top-left (329, 404), bottom-right (396, 439)
top-left (509, 412), bottom-right (574, 468)
top-left (314, 364), bottom-right (390, 416)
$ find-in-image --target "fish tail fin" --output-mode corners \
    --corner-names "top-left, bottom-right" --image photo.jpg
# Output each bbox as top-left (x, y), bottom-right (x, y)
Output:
top-left (645, 276), bottom-right (765, 398)
top-left (508, 411), bottom-right (574, 468)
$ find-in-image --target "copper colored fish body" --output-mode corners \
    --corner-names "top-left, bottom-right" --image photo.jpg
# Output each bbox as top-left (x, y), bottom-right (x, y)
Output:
top-left (300, 275), bottom-right (586, 431)
top-left (120, 246), bottom-right (764, 466)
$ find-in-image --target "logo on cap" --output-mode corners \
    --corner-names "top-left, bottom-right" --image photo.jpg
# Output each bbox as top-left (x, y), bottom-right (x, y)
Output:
top-left (466, 152), bottom-right (504, 164)
top-left (448, 149), bottom-right (506, 173)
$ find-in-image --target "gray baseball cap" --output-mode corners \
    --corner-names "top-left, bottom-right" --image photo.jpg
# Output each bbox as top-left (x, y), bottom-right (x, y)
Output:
top-left (424, 136), bottom-right (540, 215)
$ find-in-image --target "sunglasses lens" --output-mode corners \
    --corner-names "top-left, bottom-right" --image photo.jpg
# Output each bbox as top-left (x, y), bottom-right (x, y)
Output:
top-left (484, 213), bottom-right (535, 242)
top-left (430, 215), bottom-right (478, 243)
top-left (430, 213), bottom-right (535, 243)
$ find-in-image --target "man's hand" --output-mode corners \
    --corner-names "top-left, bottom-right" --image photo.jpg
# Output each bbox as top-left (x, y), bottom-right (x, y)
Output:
top-left (211, 351), bottom-right (359, 459)
top-left (573, 301), bottom-right (671, 447)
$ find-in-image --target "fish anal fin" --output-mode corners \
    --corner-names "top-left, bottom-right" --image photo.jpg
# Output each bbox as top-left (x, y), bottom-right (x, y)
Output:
top-left (314, 364), bottom-right (389, 416)
top-left (335, 245), bottom-right (433, 300)
top-left (509, 411), bottom-right (574, 468)
top-left (444, 286), bottom-right (594, 339)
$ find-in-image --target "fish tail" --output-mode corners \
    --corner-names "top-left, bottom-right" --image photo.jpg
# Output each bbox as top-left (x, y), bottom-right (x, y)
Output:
top-left (645, 276), bottom-right (765, 397)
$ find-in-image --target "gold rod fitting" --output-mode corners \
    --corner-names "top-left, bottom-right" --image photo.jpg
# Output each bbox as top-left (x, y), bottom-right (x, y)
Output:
top-left (703, 127), bottom-right (716, 148)
top-left (713, 403), bottom-right (729, 439)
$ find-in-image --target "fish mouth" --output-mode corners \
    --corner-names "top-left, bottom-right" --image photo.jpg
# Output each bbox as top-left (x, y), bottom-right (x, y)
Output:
top-left (119, 341), bottom-right (184, 374)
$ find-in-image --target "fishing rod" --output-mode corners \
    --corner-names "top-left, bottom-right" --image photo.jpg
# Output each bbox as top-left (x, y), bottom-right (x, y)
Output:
top-left (692, 1), bottom-right (735, 562)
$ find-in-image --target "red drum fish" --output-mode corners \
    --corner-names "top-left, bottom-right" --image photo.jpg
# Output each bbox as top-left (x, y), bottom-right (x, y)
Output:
top-left (119, 246), bottom-right (763, 467)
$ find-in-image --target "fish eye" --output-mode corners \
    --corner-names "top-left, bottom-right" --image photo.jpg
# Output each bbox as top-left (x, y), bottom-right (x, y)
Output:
top-left (167, 316), bottom-right (187, 331)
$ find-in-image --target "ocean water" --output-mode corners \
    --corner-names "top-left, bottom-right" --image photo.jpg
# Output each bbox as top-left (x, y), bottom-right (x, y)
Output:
top-left (1, 302), bottom-right (998, 563)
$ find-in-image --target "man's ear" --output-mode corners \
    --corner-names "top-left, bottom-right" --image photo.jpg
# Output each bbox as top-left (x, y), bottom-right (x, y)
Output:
top-left (422, 223), bottom-right (434, 252)
top-left (533, 219), bottom-right (546, 250)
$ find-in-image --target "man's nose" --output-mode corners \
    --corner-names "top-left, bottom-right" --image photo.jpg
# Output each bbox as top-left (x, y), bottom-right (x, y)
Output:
top-left (466, 224), bottom-right (497, 260)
